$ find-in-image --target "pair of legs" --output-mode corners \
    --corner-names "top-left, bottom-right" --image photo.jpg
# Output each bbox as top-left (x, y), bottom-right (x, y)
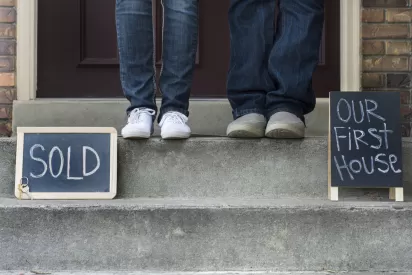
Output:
top-left (227, 0), bottom-right (325, 138)
top-left (116, 0), bottom-right (198, 139)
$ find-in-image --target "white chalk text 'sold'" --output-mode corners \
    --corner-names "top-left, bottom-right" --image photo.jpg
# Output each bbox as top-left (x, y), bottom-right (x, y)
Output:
top-left (29, 144), bottom-right (101, 180)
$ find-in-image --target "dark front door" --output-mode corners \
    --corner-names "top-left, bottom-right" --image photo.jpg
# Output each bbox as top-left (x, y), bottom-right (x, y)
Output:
top-left (37, 0), bottom-right (339, 98)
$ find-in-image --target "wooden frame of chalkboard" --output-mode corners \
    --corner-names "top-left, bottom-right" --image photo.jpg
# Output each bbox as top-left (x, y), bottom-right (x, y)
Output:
top-left (15, 127), bottom-right (118, 200)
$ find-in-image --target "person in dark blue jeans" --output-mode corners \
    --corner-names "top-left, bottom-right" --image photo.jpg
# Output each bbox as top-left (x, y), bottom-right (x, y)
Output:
top-left (116, 0), bottom-right (198, 139)
top-left (226, 0), bottom-right (325, 139)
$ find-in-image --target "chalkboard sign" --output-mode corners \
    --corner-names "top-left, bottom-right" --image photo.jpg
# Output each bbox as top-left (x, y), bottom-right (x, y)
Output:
top-left (15, 127), bottom-right (117, 200)
top-left (328, 92), bottom-right (403, 200)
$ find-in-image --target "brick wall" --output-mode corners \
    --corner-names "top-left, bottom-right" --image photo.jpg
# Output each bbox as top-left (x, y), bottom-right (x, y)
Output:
top-left (0, 0), bottom-right (15, 137)
top-left (362, 0), bottom-right (412, 137)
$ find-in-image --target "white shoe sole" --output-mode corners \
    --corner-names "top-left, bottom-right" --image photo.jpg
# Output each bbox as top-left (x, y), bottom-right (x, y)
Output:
top-left (161, 131), bottom-right (191, 140)
top-left (122, 130), bottom-right (152, 139)
top-left (227, 123), bottom-right (266, 138)
top-left (265, 123), bottom-right (305, 139)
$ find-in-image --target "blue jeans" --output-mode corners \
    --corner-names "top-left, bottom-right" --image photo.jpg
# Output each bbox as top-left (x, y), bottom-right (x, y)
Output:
top-left (227, 0), bottom-right (324, 121)
top-left (116, 0), bottom-right (198, 121)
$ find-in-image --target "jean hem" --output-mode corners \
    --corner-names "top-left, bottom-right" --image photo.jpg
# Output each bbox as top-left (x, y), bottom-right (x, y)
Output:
top-left (233, 108), bottom-right (265, 120)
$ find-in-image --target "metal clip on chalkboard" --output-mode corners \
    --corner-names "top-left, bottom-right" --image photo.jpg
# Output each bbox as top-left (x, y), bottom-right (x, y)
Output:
top-left (17, 177), bottom-right (32, 200)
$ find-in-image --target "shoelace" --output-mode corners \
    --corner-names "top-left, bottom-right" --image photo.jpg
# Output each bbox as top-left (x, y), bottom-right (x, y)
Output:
top-left (160, 111), bottom-right (188, 126)
top-left (128, 108), bottom-right (155, 124)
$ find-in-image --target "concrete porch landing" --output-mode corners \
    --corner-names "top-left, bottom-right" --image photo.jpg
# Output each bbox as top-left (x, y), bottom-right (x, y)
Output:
top-left (12, 99), bottom-right (330, 136)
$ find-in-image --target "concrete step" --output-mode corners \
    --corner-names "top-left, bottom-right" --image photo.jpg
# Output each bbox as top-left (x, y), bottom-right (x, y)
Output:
top-left (0, 198), bottom-right (411, 272)
top-left (0, 273), bottom-right (407, 275)
top-left (12, 99), bottom-right (329, 137)
top-left (1, 273), bottom-right (407, 275)
top-left (1, 137), bottom-right (412, 199)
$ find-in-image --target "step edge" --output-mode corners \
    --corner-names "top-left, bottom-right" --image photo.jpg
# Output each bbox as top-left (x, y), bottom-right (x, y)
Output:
top-left (1, 272), bottom-right (405, 275)
top-left (1, 197), bottom-right (410, 210)
top-left (0, 272), bottom-right (405, 275)
top-left (2, 136), bottom-right (412, 142)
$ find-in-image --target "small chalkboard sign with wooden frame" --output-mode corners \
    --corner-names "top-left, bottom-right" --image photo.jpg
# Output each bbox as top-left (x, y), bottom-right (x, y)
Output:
top-left (15, 127), bottom-right (118, 200)
top-left (328, 91), bottom-right (403, 201)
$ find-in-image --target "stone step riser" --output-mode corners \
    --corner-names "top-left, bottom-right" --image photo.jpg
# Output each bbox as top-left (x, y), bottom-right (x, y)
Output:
top-left (0, 200), bottom-right (411, 272)
top-left (1, 138), bottom-right (412, 198)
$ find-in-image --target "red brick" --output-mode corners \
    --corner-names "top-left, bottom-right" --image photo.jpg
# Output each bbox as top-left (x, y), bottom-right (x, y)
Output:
top-left (363, 0), bottom-right (409, 7)
top-left (386, 9), bottom-right (412, 22)
top-left (387, 74), bottom-right (412, 88)
top-left (401, 104), bottom-right (412, 120)
top-left (0, 23), bottom-right (15, 38)
top-left (362, 73), bottom-right (386, 88)
top-left (0, 106), bottom-right (10, 119)
top-left (0, 122), bottom-right (10, 136)
top-left (0, 56), bottom-right (14, 72)
top-left (363, 9), bottom-right (385, 22)
top-left (401, 122), bottom-right (411, 137)
top-left (363, 56), bottom-right (410, 71)
top-left (0, 0), bottom-right (14, 6)
top-left (0, 7), bottom-right (15, 23)
top-left (386, 41), bottom-right (412, 55)
top-left (400, 90), bottom-right (411, 104)
top-left (363, 24), bottom-right (410, 38)
top-left (0, 88), bottom-right (14, 103)
top-left (0, 72), bottom-right (14, 86)
top-left (363, 41), bottom-right (385, 55)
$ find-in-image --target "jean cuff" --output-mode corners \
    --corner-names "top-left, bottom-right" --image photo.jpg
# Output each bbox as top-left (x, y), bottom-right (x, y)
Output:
top-left (158, 107), bottom-right (189, 122)
top-left (233, 108), bottom-right (265, 120)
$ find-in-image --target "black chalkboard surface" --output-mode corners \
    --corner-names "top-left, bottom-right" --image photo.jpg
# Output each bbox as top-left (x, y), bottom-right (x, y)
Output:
top-left (329, 92), bottom-right (403, 189)
top-left (15, 127), bottom-right (117, 200)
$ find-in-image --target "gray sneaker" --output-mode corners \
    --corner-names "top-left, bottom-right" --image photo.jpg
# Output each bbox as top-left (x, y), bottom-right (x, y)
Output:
top-left (227, 113), bottom-right (267, 138)
top-left (265, 111), bottom-right (305, 139)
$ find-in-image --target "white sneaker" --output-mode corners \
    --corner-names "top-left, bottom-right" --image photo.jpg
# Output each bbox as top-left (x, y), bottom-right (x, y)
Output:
top-left (226, 113), bottom-right (267, 138)
top-left (159, 111), bottom-right (191, 139)
top-left (265, 111), bottom-right (305, 139)
top-left (121, 108), bottom-right (156, 139)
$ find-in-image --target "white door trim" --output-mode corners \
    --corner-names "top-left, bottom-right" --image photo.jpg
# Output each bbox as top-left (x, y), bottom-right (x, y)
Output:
top-left (340, 0), bottom-right (361, 91)
top-left (16, 0), bottom-right (38, 100)
top-left (16, 0), bottom-right (360, 100)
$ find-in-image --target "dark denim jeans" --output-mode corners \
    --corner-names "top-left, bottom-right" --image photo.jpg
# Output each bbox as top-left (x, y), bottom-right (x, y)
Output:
top-left (116, 0), bottom-right (198, 120)
top-left (227, 0), bottom-right (325, 121)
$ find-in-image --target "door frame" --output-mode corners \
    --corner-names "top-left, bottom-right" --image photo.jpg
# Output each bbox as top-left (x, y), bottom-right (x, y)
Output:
top-left (16, 0), bottom-right (361, 101)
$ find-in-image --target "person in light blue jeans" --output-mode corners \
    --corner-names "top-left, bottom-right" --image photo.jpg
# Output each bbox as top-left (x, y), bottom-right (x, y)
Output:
top-left (116, 0), bottom-right (198, 139)
top-left (226, 0), bottom-right (325, 139)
